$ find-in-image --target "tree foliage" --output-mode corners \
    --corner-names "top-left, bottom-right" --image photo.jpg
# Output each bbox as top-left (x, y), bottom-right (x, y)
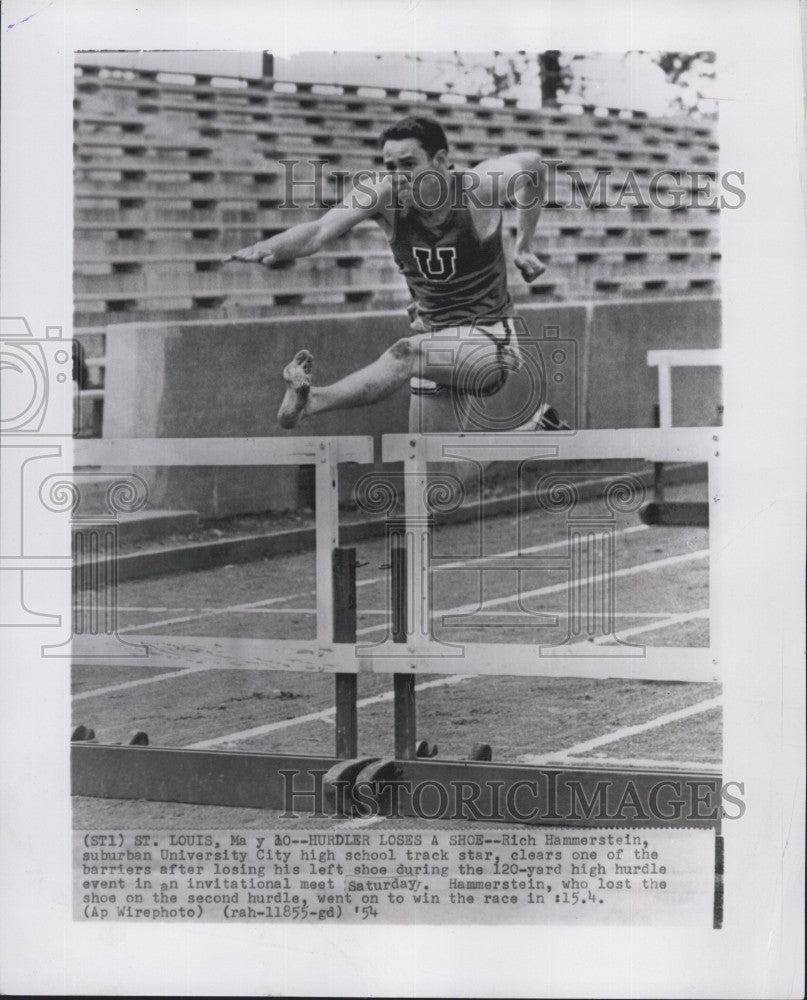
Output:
top-left (651, 51), bottom-right (716, 116)
top-left (405, 51), bottom-right (717, 117)
top-left (655, 51), bottom-right (715, 84)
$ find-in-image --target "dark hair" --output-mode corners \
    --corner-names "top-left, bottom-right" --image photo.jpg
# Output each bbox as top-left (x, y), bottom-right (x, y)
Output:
top-left (380, 116), bottom-right (449, 158)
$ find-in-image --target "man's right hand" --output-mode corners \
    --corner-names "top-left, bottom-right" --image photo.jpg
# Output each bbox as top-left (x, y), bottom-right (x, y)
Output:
top-left (223, 240), bottom-right (278, 265)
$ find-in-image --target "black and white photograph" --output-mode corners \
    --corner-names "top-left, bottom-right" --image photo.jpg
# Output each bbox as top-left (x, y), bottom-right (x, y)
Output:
top-left (1, 1), bottom-right (804, 996)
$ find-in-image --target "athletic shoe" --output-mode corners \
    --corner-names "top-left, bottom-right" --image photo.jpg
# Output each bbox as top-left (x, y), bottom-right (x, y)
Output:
top-left (517, 403), bottom-right (571, 431)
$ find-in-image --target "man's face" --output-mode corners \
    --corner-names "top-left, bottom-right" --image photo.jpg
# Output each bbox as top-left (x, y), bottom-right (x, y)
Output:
top-left (382, 137), bottom-right (447, 212)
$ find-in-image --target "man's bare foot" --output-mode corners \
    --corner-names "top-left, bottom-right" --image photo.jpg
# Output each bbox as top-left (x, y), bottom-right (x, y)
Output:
top-left (277, 349), bottom-right (314, 428)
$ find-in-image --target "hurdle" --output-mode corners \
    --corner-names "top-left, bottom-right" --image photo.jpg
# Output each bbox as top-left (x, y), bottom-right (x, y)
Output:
top-left (328, 426), bottom-right (720, 827)
top-left (642, 348), bottom-right (722, 527)
top-left (71, 435), bottom-right (375, 809)
top-left (71, 425), bottom-right (722, 833)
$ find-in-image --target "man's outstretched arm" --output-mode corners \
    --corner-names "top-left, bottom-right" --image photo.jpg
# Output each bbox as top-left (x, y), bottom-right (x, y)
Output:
top-left (225, 175), bottom-right (391, 266)
top-left (471, 151), bottom-right (548, 282)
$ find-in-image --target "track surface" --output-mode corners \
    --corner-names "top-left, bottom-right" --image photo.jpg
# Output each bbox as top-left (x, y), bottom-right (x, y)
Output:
top-left (72, 481), bottom-right (719, 829)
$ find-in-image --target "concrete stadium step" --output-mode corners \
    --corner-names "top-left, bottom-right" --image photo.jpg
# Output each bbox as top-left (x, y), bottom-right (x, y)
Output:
top-left (76, 96), bottom-right (718, 163)
top-left (72, 168), bottom-right (721, 211)
top-left (74, 331), bottom-right (106, 357)
top-left (73, 294), bottom-right (412, 331)
top-left (74, 63), bottom-right (715, 134)
top-left (74, 160), bottom-right (286, 184)
top-left (74, 221), bottom-right (256, 240)
top-left (72, 223), bottom-right (717, 281)
top-left (73, 168), bottom-right (723, 216)
top-left (73, 252), bottom-right (401, 294)
top-left (72, 508), bottom-right (200, 546)
top-left (71, 275), bottom-right (717, 328)
top-left (73, 228), bottom-right (718, 274)
top-left (69, 469), bottom-right (198, 526)
top-left (74, 206), bottom-right (260, 226)
top-left (73, 279), bottom-right (412, 318)
top-left (73, 159), bottom-right (721, 209)
top-left (586, 273), bottom-right (719, 298)
top-left (73, 237), bottom-right (389, 274)
top-left (72, 208), bottom-right (718, 241)
top-left (72, 231), bottom-right (719, 310)
top-left (73, 135), bottom-right (715, 180)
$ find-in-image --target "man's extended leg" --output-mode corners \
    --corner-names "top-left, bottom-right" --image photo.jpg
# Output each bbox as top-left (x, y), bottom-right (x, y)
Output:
top-left (277, 331), bottom-right (505, 429)
top-left (277, 339), bottom-right (421, 428)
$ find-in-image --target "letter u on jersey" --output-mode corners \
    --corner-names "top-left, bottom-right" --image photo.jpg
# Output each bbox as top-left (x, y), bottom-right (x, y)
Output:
top-left (413, 246), bottom-right (457, 281)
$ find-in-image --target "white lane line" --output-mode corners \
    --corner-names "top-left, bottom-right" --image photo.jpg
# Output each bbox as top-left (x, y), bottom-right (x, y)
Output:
top-left (534, 755), bottom-right (721, 772)
top-left (437, 549), bottom-right (710, 622)
top-left (357, 610), bottom-right (695, 623)
top-left (518, 694), bottom-right (722, 765)
top-left (115, 606), bottom-right (318, 614)
top-left (356, 548), bottom-right (710, 636)
top-left (117, 607), bottom-right (678, 622)
top-left (118, 590), bottom-right (313, 634)
top-left (73, 666), bottom-right (216, 701)
top-left (158, 607), bottom-right (321, 615)
top-left (120, 607), bottom-right (690, 622)
top-left (333, 815), bottom-right (387, 830)
top-left (186, 674), bottom-right (475, 749)
top-left (218, 608), bottom-right (319, 614)
top-left (117, 607), bottom-right (317, 612)
top-left (355, 523), bottom-right (650, 589)
top-left (558, 608), bottom-right (710, 649)
top-left (113, 607), bottom-right (683, 621)
top-left (115, 607), bottom-right (200, 612)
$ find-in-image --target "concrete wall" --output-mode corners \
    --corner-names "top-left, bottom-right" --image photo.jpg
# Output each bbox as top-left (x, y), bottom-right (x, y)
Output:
top-left (101, 297), bottom-right (721, 516)
top-left (586, 297), bottom-right (722, 428)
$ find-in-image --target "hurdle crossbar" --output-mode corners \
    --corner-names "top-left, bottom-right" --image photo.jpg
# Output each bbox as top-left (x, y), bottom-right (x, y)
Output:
top-left (382, 427), bottom-right (718, 464)
top-left (74, 435), bottom-right (372, 644)
top-left (74, 435), bottom-right (372, 467)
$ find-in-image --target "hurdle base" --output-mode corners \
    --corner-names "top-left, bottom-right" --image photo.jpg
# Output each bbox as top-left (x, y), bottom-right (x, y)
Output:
top-left (72, 740), bottom-right (721, 832)
top-left (640, 501), bottom-right (709, 527)
top-left (322, 756), bottom-right (384, 815)
top-left (71, 743), bottom-right (344, 815)
top-left (348, 757), bottom-right (723, 830)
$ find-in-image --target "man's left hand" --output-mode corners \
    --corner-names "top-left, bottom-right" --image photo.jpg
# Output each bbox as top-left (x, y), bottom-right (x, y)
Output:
top-left (514, 252), bottom-right (547, 283)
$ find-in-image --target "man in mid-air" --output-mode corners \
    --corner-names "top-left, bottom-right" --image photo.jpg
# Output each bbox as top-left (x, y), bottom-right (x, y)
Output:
top-left (228, 115), bottom-right (563, 433)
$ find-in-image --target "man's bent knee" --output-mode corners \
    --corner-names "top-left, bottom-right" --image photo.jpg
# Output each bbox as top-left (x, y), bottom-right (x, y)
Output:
top-left (388, 336), bottom-right (416, 362)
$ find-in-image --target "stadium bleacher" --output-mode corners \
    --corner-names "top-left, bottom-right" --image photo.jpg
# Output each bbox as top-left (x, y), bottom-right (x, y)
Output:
top-left (73, 61), bottom-right (720, 469)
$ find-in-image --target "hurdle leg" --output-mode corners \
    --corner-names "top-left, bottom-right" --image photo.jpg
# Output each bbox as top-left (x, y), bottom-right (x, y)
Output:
top-left (642, 404), bottom-right (709, 527)
top-left (333, 546), bottom-right (358, 758)
top-left (391, 532), bottom-right (417, 759)
top-left (393, 675), bottom-right (417, 759)
top-left (652, 403), bottom-right (666, 502)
